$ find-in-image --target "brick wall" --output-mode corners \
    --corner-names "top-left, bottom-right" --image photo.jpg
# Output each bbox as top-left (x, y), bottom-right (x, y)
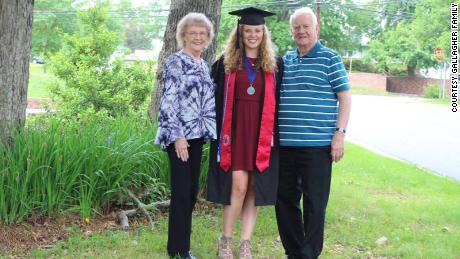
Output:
top-left (386, 76), bottom-right (452, 96)
top-left (347, 72), bottom-right (453, 97)
top-left (349, 72), bottom-right (386, 89)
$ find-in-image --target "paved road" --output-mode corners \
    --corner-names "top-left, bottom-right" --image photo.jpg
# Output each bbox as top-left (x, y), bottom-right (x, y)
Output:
top-left (347, 95), bottom-right (460, 181)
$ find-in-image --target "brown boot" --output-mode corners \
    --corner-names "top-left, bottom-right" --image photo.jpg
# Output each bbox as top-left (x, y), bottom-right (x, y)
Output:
top-left (217, 235), bottom-right (233, 259)
top-left (239, 240), bottom-right (252, 259)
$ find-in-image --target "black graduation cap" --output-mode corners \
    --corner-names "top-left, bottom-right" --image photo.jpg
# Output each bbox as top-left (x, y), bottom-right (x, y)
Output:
top-left (229, 7), bottom-right (275, 25)
top-left (229, 7), bottom-right (275, 49)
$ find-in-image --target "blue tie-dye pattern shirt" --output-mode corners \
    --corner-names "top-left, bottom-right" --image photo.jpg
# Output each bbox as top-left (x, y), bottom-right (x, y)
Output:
top-left (154, 51), bottom-right (217, 149)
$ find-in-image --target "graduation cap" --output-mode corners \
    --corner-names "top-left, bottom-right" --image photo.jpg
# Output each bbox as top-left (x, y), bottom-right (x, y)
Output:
top-left (229, 7), bottom-right (275, 49)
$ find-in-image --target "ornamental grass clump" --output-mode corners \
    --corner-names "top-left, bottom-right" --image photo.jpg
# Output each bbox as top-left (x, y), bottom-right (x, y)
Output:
top-left (0, 116), bottom-right (170, 224)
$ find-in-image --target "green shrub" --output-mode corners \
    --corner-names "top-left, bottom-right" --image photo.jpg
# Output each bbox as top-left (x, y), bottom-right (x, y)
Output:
top-left (343, 58), bottom-right (378, 73)
top-left (424, 84), bottom-right (442, 99)
top-left (48, 6), bottom-right (154, 119)
top-left (387, 63), bottom-right (408, 76)
top-left (342, 58), bottom-right (407, 76)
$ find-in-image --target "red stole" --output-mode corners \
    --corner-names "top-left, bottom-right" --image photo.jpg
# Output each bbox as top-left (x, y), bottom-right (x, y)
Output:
top-left (219, 70), bottom-right (276, 173)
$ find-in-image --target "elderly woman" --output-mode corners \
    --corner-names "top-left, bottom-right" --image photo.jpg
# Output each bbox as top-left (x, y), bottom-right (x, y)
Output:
top-left (154, 12), bottom-right (216, 259)
top-left (207, 7), bottom-right (283, 259)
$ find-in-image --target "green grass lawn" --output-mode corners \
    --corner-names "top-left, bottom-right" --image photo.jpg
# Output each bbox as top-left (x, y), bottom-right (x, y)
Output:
top-left (17, 143), bottom-right (459, 259)
top-left (28, 63), bottom-right (54, 99)
top-left (424, 98), bottom-right (451, 106)
top-left (351, 85), bottom-right (388, 96)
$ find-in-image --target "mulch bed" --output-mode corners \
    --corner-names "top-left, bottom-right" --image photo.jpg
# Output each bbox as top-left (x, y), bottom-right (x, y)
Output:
top-left (0, 212), bottom-right (120, 255)
top-left (0, 199), bottom-right (219, 256)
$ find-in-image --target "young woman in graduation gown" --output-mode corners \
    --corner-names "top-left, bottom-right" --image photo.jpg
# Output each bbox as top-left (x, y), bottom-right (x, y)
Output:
top-left (206, 7), bottom-right (284, 259)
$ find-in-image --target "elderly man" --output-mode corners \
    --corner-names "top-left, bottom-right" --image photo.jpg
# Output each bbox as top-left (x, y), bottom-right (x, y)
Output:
top-left (275, 7), bottom-right (352, 259)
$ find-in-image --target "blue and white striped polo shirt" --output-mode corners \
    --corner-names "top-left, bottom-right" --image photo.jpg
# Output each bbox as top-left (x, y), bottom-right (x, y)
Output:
top-left (279, 41), bottom-right (351, 147)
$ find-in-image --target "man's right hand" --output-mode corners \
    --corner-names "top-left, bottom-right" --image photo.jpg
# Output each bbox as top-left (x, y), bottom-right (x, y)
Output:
top-left (331, 132), bottom-right (345, 162)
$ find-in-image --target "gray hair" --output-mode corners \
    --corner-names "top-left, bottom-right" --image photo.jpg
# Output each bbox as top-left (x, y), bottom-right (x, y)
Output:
top-left (290, 7), bottom-right (318, 27)
top-left (176, 12), bottom-right (214, 49)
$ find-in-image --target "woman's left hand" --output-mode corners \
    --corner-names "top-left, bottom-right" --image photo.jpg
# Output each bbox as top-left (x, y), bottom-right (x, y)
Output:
top-left (174, 138), bottom-right (190, 162)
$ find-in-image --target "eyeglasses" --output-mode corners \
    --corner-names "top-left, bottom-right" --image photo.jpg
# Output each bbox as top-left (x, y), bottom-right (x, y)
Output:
top-left (293, 25), bottom-right (311, 32)
top-left (186, 32), bottom-right (208, 38)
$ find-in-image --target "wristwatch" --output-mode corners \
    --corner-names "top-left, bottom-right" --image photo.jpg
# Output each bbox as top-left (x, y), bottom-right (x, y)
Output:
top-left (335, 127), bottom-right (346, 134)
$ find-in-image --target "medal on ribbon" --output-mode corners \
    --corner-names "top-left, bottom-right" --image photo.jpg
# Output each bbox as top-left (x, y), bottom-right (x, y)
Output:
top-left (244, 55), bottom-right (257, 95)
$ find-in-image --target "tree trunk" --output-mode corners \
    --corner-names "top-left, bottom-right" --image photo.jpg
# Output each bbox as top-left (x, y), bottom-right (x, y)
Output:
top-left (407, 66), bottom-right (415, 77)
top-left (148, 0), bottom-right (223, 119)
top-left (0, 0), bottom-right (34, 143)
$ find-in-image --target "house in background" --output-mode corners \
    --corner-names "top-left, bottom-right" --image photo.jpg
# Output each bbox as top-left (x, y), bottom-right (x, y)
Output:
top-left (123, 49), bottom-right (156, 63)
top-left (110, 39), bottom-right (162, 64)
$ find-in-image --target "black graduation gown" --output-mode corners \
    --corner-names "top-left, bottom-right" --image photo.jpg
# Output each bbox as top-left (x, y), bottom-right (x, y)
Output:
top-left (206, 56), bottom-right (284, 206)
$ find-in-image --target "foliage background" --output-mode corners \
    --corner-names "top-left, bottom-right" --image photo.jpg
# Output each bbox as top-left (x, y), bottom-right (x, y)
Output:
top-left (5, 0), bottom-right (458, 225)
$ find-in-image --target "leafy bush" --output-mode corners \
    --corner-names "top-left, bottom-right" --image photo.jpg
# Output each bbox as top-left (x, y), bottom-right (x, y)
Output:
top-left (341, 58), bottom-right (407, 76)
top-left (342, 58), bottom-right (377, 73)
top-left (424, 84), bottom-right (442, 99)
top-left (48, 6), bottom-right (154, 118)
top-left (386, 64), bottom-right (408, 76)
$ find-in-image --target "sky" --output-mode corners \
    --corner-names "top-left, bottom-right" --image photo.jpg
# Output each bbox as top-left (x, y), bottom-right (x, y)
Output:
top-left (112, 0), bottom-right (371, 8)
top-left (111, 0), bottom-right (168, 7)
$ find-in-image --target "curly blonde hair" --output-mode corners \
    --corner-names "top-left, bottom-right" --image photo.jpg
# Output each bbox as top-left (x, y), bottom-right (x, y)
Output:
top-left (223, 25), bottom-right (277, 72)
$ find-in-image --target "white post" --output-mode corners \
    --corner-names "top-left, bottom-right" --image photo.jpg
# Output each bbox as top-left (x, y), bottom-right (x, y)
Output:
top-left (349, 54), bottom-right (353, 73)
top-left (442, 62), bottom-right (447, 99)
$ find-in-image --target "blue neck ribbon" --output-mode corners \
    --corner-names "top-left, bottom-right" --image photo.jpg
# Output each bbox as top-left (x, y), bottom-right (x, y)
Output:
top-left (243, 55), bottom-right (257, 85)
